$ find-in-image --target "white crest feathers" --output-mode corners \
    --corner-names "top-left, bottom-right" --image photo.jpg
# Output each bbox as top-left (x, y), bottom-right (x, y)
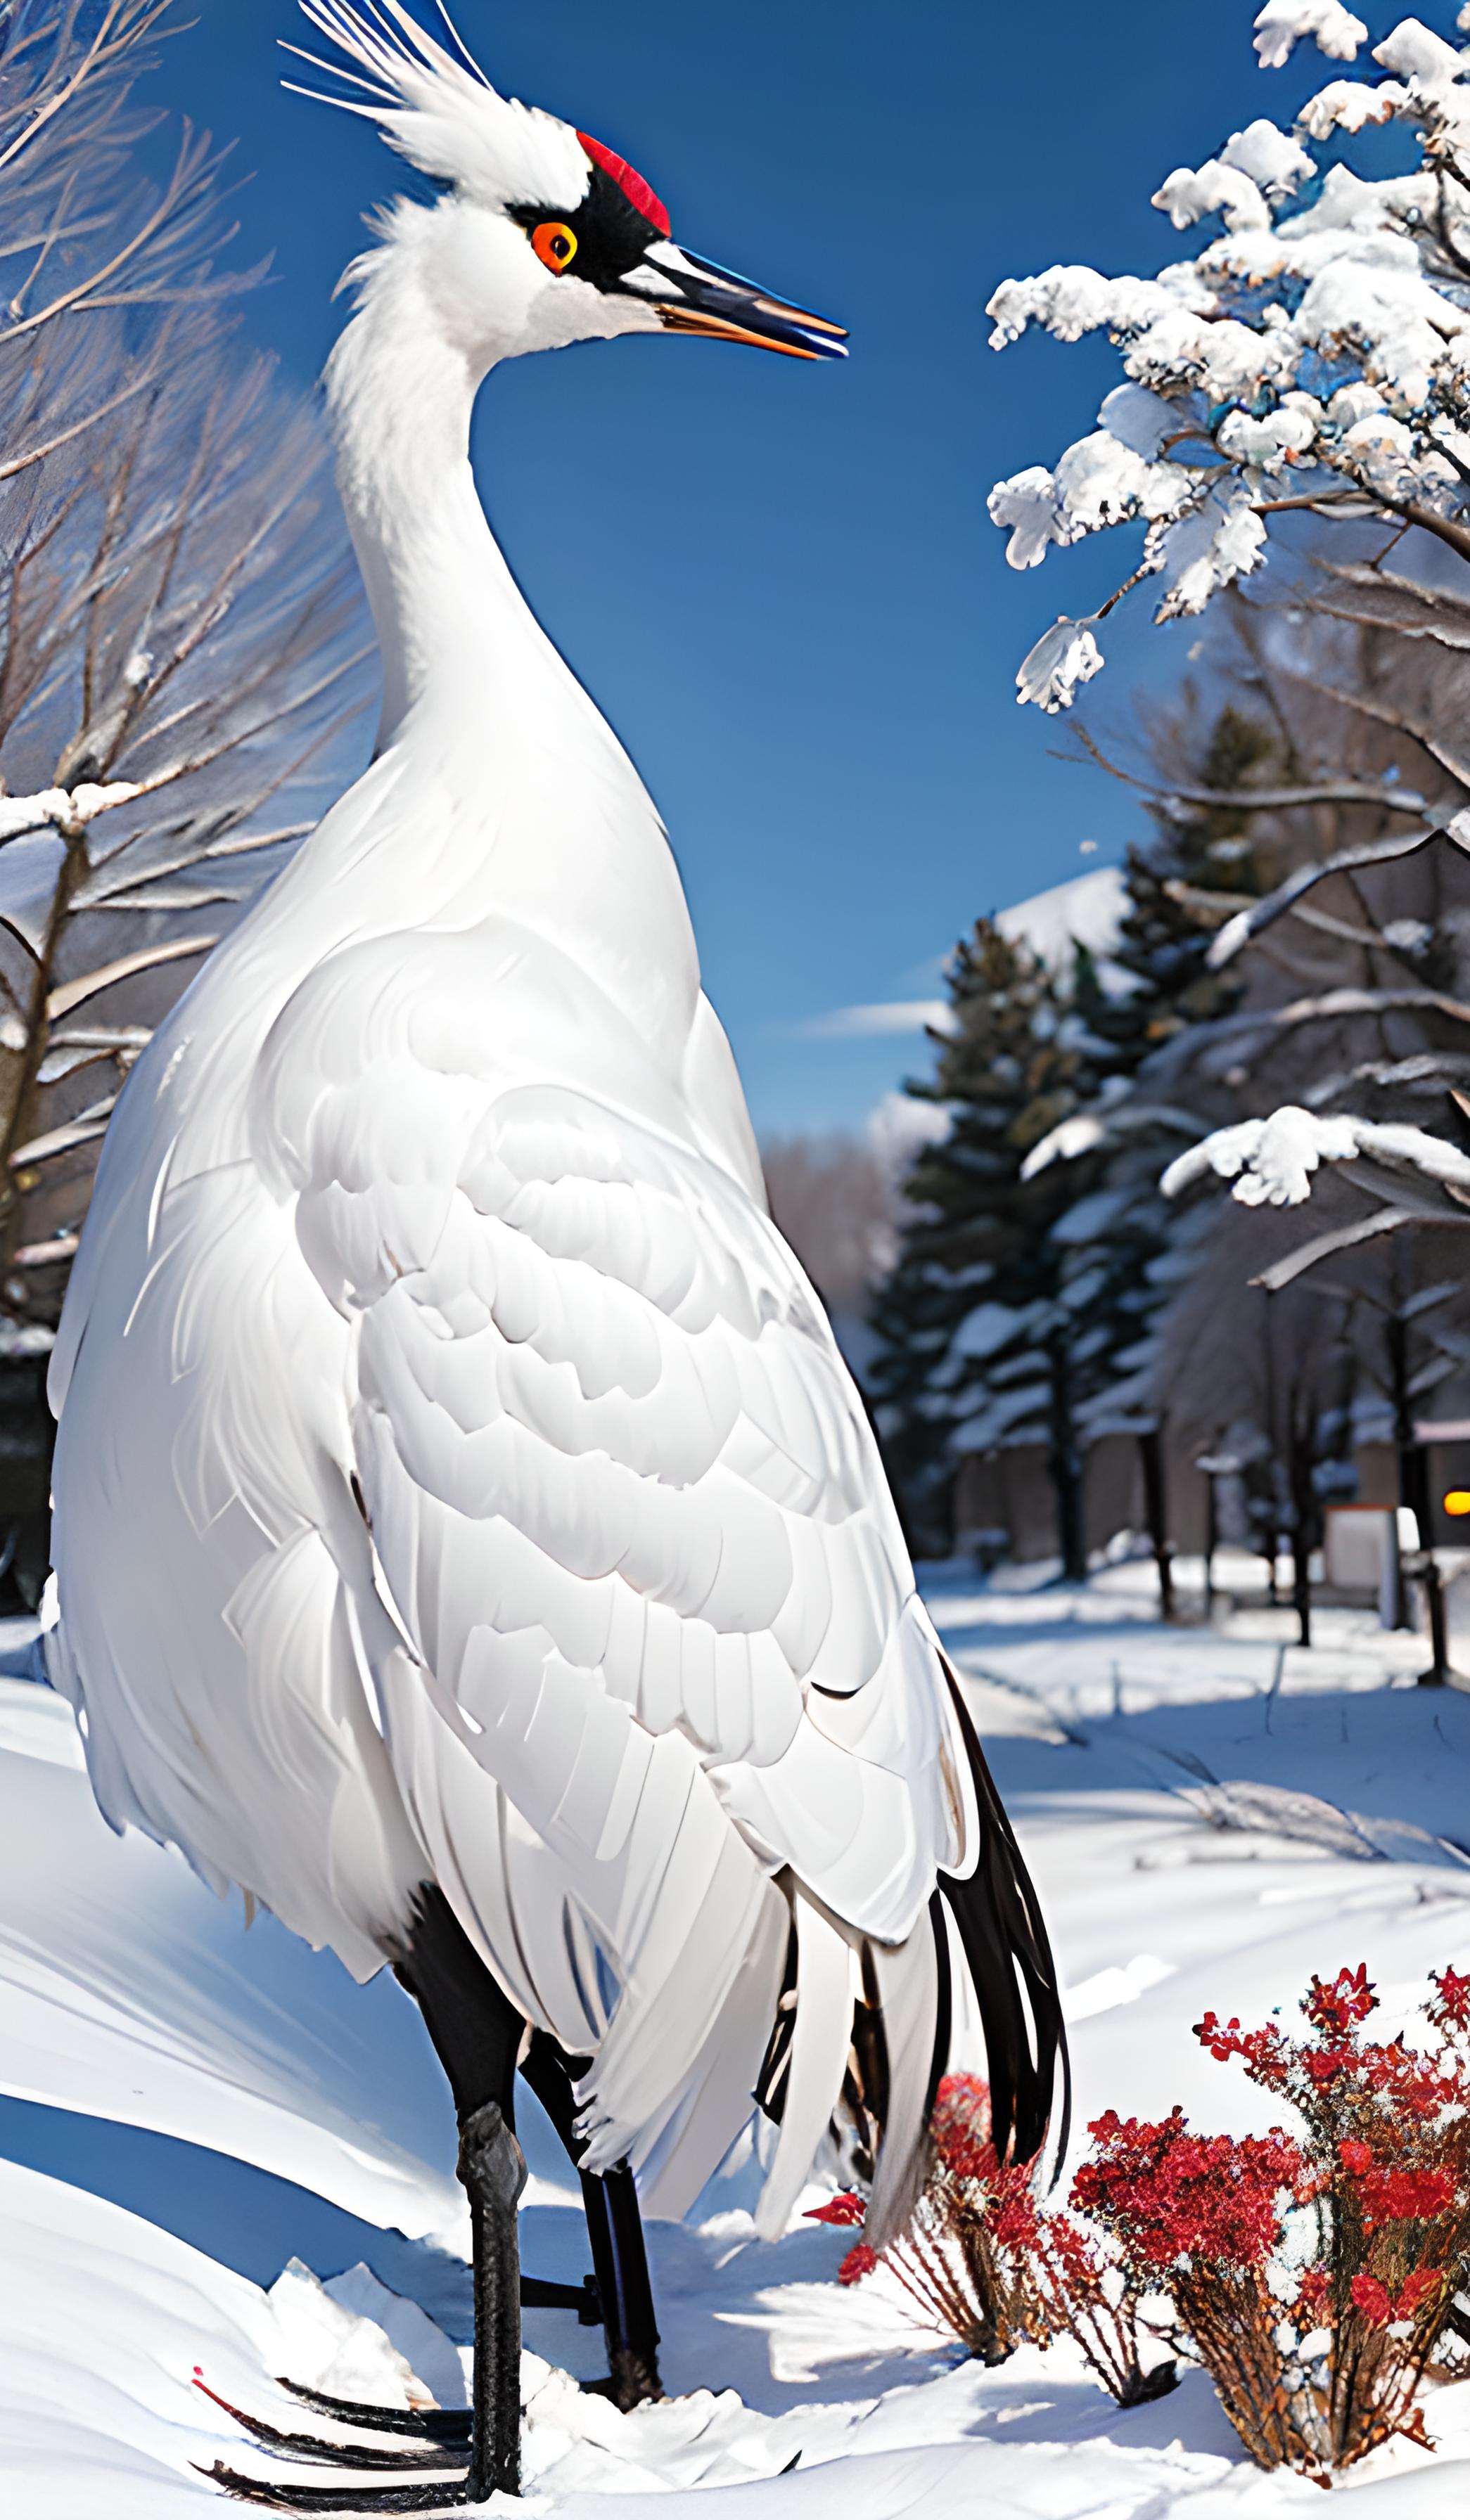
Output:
top-left (286, 0), bottom-right (589, 210)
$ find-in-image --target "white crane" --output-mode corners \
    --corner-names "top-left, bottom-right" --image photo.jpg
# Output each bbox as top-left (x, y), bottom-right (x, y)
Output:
top-left (45, 5), bottom-right (1066, 2506)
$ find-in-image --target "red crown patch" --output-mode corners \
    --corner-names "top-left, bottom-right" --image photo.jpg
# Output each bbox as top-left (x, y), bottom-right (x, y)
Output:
top-left (577, 131), bottom-right (670, 238)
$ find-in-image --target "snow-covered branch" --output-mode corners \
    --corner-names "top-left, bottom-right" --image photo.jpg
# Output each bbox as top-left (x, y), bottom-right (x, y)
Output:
top-left (1253, 4), bottom-right (1368, 72)
top-left (0, 1), bottom-right (372, 1332)
top-left (1161, 1104), bottom-right (1470, 1207)
top-left (990, 4), bottom-right (1470, 706)
top-left (0, 782), bottom-right (143, 844)
top-left (1022, 1100), bottom-right (1207, 1178)
top-left (1206, 814), bottom-right (1470, 966)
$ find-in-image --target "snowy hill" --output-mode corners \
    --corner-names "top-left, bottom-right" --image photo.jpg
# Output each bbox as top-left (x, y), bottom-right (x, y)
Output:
top-left (997, 864), bottom-right (1129, 989)
top-left (8, 1571), bottom-right (1470, 2512)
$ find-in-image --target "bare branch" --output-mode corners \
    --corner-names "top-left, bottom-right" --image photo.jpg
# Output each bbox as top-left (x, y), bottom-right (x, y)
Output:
top-left (0, 6), bottom-right (370, 1342)
top-left (9, 1095), bottom-right (117, 1168)
top-left (46, 933), bottom-right (217, 1022)
top-left (1251, 1207), bottom-right (1459, 1291)
top-left (1065, 722), bottom-right (1436, 818)
top-left (1207, 826), bottom-right (1469, 970)
top-left (11, 1233), bottom-right (79, 1266)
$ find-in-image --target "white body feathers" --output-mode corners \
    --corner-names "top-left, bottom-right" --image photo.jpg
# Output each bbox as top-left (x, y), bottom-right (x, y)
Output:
top-left (45, 4), bottom-right (986, 2230)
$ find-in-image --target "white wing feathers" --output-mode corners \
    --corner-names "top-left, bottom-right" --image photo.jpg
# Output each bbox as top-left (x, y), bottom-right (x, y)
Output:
top-left (50, 883), bottom-right (980, 2220)
top-left (263, 968), bottom-right (975, 2195)
top-left (45, 1157), bottom-right (429, 1986)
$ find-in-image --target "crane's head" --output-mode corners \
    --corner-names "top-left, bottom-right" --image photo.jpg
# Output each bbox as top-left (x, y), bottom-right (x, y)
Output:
top-left (288, 2), bottom-right (847, 371)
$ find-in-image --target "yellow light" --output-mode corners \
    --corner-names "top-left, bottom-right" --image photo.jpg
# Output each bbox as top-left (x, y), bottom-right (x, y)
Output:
top-left (1445, 1491), bottom-right (1470, 1517)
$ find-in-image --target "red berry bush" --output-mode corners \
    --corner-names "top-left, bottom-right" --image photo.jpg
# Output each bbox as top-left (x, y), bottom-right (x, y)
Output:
top-left (1178, 1965), bottom-right (1470, 2469)
top-left (830, 1967), bottom-right (1470, 2476)
top-left (814, 2074), bottom-right (1177, 2404)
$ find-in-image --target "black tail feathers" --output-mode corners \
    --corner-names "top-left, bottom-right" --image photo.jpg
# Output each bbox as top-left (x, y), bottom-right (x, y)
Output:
top-left (938, 1666), bottom-right (1070, 2175)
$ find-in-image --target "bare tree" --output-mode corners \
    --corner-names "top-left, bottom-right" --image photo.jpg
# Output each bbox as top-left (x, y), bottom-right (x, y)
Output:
top-left (1158, 1202), bottom-right (1357, 1645)
top-left (0, 1), bottom-right (372, 1592)
top-left (762, 1132), bottom-right (898, 1330)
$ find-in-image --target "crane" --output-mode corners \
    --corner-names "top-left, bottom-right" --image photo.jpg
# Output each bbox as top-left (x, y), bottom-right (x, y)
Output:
top-left (44, 4), bottom-right (1066, 2507)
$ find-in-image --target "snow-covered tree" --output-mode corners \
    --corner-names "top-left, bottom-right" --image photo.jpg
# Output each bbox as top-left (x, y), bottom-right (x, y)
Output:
top-left (988, 1), bottom-right (1470, 712)
top-left (867, 921), bottom-right (1138, 1574)
top-left (1018, 561), bottom-right (1470, 1606)
top-left (0, 2), bottom-right (372, 1599)
top-left (1156, 1202), bottom-right (1359, 1640)
top-left (1078, 707), bottom-right (1274, 1070)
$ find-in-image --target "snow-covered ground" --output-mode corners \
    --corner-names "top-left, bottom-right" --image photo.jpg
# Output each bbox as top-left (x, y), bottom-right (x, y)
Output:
top-left (8, 1564), bottom-right (1470, 2514)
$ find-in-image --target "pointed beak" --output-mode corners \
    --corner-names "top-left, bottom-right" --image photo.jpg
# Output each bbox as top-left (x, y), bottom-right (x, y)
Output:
top-left (630, 241), bottom-right (848, 361)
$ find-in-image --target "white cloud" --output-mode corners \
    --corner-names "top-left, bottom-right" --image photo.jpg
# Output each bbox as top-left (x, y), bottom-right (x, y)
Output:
top-left (794, 999), bottom-right (953, 1041)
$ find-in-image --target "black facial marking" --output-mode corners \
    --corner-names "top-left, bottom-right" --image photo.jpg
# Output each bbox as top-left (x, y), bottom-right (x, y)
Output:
top-left (508, 162), bottom-right (663, 293)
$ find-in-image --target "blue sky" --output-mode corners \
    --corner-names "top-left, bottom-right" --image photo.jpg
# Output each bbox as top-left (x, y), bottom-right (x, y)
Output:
top-left (139, 1), bottom-right (1369, 1133)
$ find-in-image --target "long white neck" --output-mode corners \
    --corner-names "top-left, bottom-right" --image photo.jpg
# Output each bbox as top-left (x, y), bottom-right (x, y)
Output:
top-left (314, 222), bottom-right (702, 1063)
top-left (326, 244), bottom-right (550, 747)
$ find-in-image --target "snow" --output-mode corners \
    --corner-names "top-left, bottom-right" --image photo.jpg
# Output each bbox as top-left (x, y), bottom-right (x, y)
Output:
top-left (990, 432), bottom-right (1195, 570)
top-left (990, 463), bottom-right (1063, 570)
top-left (1153, 160), bottom-right (1272, 234)
top-left (1372, 18), bottom-right (1465, 88)
top-left (1215, 403), bottom-right (1319, 469)
top-left (1014, 617), bottom-right (1104, 714)
top-left (1161, 1107), bottom-right (1470, 1205)
top-left (987, 3), bottom-right (1470, 704)
top-left (12, 1571), bottom-right (1470, 2510)
top-left (1220, 120), bottom-right (1315, 198)
top-left (997, 865), bottom-right (1129, 980)
top-left (1098, 382), bottom-right (1176, 458)
top-left (1252, 3), bottom-right (1369, 70)
top-left (0, 781), bottom-right (142, 844)
top-left (986, 266), bottom-right (1208, 354)
top-left (1153, 489), bottom-right (1268, 620)
top-left (1022, 1113), bottom-right (1110, 1179)
top-left (0, 1672), bottom-right (466, 2249)
top-left (1297, 76), bottom-right (1408, 137)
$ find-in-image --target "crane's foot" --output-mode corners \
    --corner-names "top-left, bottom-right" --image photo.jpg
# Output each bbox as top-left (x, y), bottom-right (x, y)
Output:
top-left (196, 2102), bottom-right (544, 2505)
top-left (278, 2381), bottom-right (472, 2445)
top-left (206, 2469), bottom-right (470, 2510)
top-left (585, 2345), bottom-right (663, 2412)
top-left (197, 2373), bottom-right (470, 2462)
top-left (196, 2374), bottom-right (471, 2505)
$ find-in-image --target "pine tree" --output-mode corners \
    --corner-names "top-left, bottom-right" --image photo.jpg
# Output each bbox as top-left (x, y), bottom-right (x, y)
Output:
top-left (1019, 707), bottom-right (1282, 1598)
top-left (867, 713), bottom-right (1286, 1574)
top-left (1085, 705), bottom-right (1275, 1075)
top-left (867, 920), bottom-right (1103, 1567)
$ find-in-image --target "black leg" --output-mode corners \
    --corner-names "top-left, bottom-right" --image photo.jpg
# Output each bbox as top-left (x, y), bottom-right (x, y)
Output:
top-left (520, 2031), bottom-right (663, 2408)
top-left (581, 2164), bottom-right (663, 2409)
top-left (395, 1889), bottom-right (527, 2502)
top-left (202, 1898), bottom-right (665, 2507)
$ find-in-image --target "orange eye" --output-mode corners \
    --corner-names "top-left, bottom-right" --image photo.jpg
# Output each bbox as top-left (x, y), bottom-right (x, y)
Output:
top-left (531, 221), bottom-right (578, 274)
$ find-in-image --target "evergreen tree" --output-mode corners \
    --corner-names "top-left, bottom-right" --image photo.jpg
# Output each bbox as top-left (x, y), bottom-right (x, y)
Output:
top-left (1018, 707), bottom-right (1282, 1595)
top-left (1084, 705), bottom-right (1275, 1075)
top-left (867, 710), bottom-right (1284, 1574)
top-left (867, 920), bottom-right (1104, 1567)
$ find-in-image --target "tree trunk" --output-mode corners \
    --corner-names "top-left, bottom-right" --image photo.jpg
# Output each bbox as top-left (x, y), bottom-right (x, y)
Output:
top-left (0, 818), bottom-right (88, 1265)
top-left (1047, 1332), bottom-right (1087, 1585)
top-left (1139, 1423), bottom-right (1175, 1621)
top-left (1387, 1312), bottom-right (1452, 1675)
top-left (1421, 1554), bottom-right (1452, 1688)
top-left (1290, 1519), bottom-right (1312, 1650)
top-left (1387, 1313), bottom-right (1422, 1633)
top-left (1288, 1434), bottom-right (1315, 1650)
